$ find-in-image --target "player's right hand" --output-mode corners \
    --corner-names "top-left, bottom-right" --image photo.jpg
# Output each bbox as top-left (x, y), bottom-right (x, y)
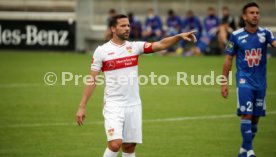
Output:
top-left (221, 85), bottom-right (228, 99)
top-left (181, 30), bottom-right (197, 43)
top-left (76, 107), bottom-right (86, 126)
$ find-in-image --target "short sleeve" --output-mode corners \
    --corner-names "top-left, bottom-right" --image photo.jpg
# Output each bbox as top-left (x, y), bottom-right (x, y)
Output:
top-left (132, 41), bottom-right (154, 55)
top-left (225, 33), bottom-right (238, 56)
top-left (91, 47), bottom-right (103, 71)
top-left (265, 28), bottom-right (276, 46)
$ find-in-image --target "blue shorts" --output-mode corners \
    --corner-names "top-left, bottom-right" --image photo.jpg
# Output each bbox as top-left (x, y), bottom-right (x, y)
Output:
top-left (237, 87), bottom-right (266, 117)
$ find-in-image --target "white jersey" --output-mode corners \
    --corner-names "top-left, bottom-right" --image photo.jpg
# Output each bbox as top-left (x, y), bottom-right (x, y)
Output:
top-left (91, 40), bottom-right (153, 107)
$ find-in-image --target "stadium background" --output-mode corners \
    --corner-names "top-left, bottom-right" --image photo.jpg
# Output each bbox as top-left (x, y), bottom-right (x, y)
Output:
top-left (0, 0), bottom-right (276, 157)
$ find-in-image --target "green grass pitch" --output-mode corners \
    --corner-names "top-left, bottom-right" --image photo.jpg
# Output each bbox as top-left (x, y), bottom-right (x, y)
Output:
top-left (0, 51), bottom-right (275, 157)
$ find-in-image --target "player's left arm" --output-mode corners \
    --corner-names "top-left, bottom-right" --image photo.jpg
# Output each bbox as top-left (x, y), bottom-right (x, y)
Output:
top-left (221, 54), bottom-right (234, 99)
top-left (152, 30), bottom-right (197, 52)
top-left (221, 33), bottom-right (237, 99)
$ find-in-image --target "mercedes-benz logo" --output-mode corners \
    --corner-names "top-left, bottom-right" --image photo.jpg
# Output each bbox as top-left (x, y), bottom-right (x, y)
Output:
top-left (107, 61), bottom-right (116, 70)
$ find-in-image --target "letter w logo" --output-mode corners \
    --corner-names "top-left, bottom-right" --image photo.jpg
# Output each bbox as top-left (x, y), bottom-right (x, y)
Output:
top-left (244, 48), bottom-right (262, 67)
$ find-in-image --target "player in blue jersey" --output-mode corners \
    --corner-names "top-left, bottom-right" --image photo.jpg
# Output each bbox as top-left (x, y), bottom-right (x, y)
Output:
top-left (166, 9), bottom-right (182, 37)
top-left (181, 10), bottom-right (202, 42)
top-left (143, 9), bottom-right (163, 41)
top-left (165, 9), bottom-right (182, 52)
top-left (187, 7), bottom-right (220, 55)
top-left (221, 2), bottom-right (276, 157)
top-left (178, 10), bottom-right (202, 55)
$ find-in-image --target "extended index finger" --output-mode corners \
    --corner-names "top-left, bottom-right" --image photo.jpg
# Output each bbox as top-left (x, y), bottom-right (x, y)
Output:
top-left (187, 30), bottom-right (197, 34)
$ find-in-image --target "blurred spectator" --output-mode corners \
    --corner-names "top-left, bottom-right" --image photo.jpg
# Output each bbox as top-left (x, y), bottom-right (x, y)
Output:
top-left (166, 9), bottom-right (182, 37)
top-left (203, 7), bottom-right (219, 36)
top-left (177, 10), bottom-right (202, 55)
top-left (105, 8), bottom-right (117, 41)
top-left (143, 9), bottom-right (163, 41)
top-left (238, 15), bottom-right (245, 28)
top-left (183, 7), bottom-right (220, 56)
top-left (128, 12), bottom-right (142, 40)
top-left (218, 6), bottom-right (236, 49)
top-left (221, 6), bottom-right (236, 30)
top-left (181, 10), bottom-right (202, 39)
top-left (165, 9), bottom-right (182, 52)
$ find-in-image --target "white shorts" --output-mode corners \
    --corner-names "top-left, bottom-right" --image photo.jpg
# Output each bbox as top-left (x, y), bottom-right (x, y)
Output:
top-left (103, 104), bottom-right (142, 144)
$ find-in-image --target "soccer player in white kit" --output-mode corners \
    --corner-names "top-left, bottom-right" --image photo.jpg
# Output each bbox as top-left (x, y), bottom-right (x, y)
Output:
top-left (76, 14), bottom-right (197, 157)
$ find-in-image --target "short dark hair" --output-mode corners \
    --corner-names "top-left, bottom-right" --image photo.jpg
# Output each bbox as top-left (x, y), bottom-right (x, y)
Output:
top-left (207, 7), bottom-right (215, 11)
top-left (222, 6), bottom-right (229, 11)
top-left (109, 14), bottom-right (128, 28)
top-left (109, 8), bottom-right (116, 14)
top-left (128, 12), bottom-right (133, 20)
top-left (242, 2), bottom-right (259, 14)
top-left (168, 9), bottom-right (174, 16)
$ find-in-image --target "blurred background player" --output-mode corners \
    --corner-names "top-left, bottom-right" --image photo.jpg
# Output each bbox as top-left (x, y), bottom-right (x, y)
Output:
top-left (128, 12), bottom-right (142, 40)
top-left (142, 8), bottom-right (163, 41)
top-left (218, 6), bottom-right (236, 50)
top-left (203, 7), bottom-right (219, 37)
top-left (165, 9), bottom-right (182, 52)
top-left (238, 15), bottom-right (245, 28)
top-left (185, 7), bottom-right (220, 55)
top-left (165, 9), bottom-right (182, 37)
top-left (221, 2), bottom-right (276, 157)
top-left (177, 10), bottom-right (202, 55)
top-left (181, 10), bottom-right (202, 41)
top-left (105, 8), bottom-right (117, 41)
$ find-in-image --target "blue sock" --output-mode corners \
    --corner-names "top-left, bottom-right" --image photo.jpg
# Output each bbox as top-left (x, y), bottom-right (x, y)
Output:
top-left (240, 119), bottom-right (253, 150)
top-left (252, 124), bottom-right (258, 139)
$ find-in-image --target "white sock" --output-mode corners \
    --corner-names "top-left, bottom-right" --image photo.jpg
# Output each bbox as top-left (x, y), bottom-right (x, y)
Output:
top-left (103, 148), bottom-right (118, 157)
top-left (122, 152), bottom-right (135, 157)
top-left (247, 150), bottom-right (255, 157)
top-left (239, 147), bottom-right (247, 154)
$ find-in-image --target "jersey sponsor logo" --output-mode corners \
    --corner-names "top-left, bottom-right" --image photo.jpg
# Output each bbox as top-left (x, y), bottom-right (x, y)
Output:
top-left (226, 41), bottom-right (234, 52)
top-left (106, 61), bottom-right (116, 70)
top-left (244, 48), bottom-right (262, 67)
top-left (238, 34), bottom-right (248, 40)
top-left (102, 55), bottom-right (138, 71)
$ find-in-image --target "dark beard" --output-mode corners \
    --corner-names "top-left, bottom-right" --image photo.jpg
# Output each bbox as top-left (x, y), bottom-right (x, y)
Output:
top-left (248, 22), bottom-right (258, 28)
top-left (245, 20), bottom-right (258, 28)
top-left (117, 34), bottom-right (128, 40)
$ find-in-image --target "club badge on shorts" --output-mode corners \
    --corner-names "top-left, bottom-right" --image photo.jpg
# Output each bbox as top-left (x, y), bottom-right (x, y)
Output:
top-left (108, 128), bottom-right (115, 136)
